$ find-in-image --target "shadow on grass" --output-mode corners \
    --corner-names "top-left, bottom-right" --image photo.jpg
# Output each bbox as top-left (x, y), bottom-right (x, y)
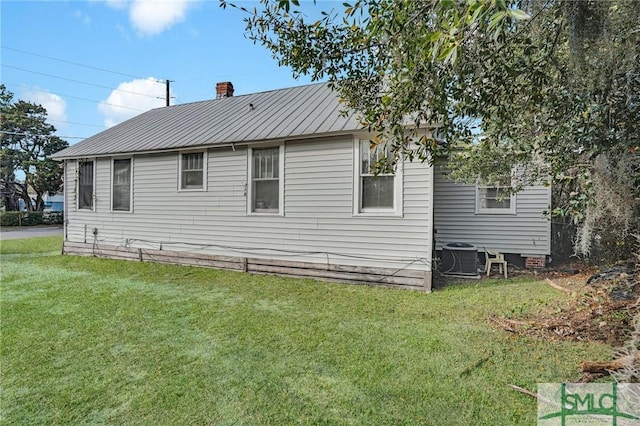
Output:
top-left (433, 271), bottom-right (537, 292)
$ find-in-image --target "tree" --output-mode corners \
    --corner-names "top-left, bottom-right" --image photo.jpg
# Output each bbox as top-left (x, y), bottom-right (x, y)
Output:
top-left (0, 85), bottom-right (69, 211)
top-left (222, 0), bottom-right (640, 259)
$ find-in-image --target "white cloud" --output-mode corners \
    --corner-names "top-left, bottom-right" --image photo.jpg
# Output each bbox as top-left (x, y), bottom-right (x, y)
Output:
top-left (103, 0), bottom-right (129, 10)
top-left (99, 0), bottom-right (196, 36)
top-left (114, 22), bottom-right (132, 40)
top-left (129, 0), bottom-right (192, 36)
top-left (98, 78), bottom-right (168, 127)
top-left (21, 89), bottom-right (67, 123)
top-left (74, 10), bottom-right (92, 27)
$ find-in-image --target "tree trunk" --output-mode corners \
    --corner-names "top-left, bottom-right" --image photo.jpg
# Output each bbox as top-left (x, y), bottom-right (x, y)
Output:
top-left (2, 191), bottom-right (18, 211)
top-left (1, 177), bottom-right (21, 211)
top-left (16, 183), bottom-right (32, 211)
top-left (34, 191), bottom-right (44, 211)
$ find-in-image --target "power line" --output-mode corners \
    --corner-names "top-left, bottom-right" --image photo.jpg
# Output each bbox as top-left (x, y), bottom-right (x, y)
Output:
top-left (3, 82), bottom-right (147, 112)
top-left (3, 64), bottom-right (163, 99)
top-left (47, 119), bottom-right (104, 129)
top-left (0, 130), bottom-right (87, 140)
top-left (1, 45), bottom-right (163, 83)
top-left (1, 113), bottom-right (105, 129)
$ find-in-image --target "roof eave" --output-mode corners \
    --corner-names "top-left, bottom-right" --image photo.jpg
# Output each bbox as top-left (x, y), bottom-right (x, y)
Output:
top-left (50, 128), bottom-right (373, 160)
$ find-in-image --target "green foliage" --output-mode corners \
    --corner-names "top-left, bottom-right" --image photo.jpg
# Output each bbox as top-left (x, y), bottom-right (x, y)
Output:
top-left (0, 211), bottom-right (20, 226)
top-left (1, 237), bottom-right (610, 424)
top-left (222, 0), bottom-right (640, 259)
top-left (0, 211), bottom-right (63, 227)
top-left (0, 84), bottom-right (69, 211)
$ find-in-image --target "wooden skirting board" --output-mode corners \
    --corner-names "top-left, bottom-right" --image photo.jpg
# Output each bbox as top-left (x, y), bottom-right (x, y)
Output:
top-left (62, 241), bottom-right (432, 292)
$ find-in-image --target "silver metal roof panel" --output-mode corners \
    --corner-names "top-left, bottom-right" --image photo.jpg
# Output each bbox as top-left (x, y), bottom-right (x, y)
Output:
top-left (52, 82), bottom-right (363, 159)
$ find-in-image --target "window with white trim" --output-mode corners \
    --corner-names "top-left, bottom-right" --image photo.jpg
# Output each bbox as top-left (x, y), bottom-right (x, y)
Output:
top-left (250, 146), bottom-right (282, 214)
top-left (179, 152), bottom-right (206, 190)
top-left (78, 160), bottom-right (94, 210)
top-left (476, 177), bottom-right (516, 214)
top-left (355, 139), bottom-right (402, 214)
top-left (112, 158), bottom-right (132, 212)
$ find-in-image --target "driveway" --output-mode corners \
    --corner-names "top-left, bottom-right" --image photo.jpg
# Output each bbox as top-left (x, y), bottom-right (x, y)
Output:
top-left (0, 225), bottom-right (63, 240)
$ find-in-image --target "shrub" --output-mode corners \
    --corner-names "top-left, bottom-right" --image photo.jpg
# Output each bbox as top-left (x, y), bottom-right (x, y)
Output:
top-left (0, 211), bottom-right (63, 227)
top-left (42, 211), bottom-right (63, 225)
top-left (1, 212), bottom-right (23, 227)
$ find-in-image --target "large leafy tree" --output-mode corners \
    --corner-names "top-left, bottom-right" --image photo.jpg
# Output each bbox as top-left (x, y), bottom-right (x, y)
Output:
top-left (0, 85), bottom-right (69, 211)
top-left (223, 0), bottom-right (640, 258)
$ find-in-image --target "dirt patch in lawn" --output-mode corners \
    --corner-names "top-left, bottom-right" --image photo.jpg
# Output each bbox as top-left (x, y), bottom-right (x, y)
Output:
top-left (490, 264), bottom-right (640, 347)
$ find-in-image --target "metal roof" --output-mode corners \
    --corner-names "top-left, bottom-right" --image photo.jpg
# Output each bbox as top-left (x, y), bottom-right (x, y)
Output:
top-left (52, 82), bottom-right (364, 159)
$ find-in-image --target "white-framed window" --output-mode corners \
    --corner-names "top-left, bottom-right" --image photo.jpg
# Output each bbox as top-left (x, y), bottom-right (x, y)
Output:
top-left (179, 151), bottom-right (207, 191)
top-left (248, 145), bottom-right (284, 215)
top-left (77, 159), bottom-right (95, 210)
top-left (353, 139), bottom-right (403, 216)
top-left (476, 177), bottom-right (516, 214)
top-left (112, 158), bottom-right (132, 212)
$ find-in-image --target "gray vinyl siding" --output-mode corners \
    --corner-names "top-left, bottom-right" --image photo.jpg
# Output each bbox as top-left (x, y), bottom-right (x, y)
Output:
top-left (64, 160), bottom-right (75, 218)
top-left (433, 164), bottom-right (551, 256)
top-left (65, 158), bottom-right (109, 243)
top-left (64, 136), bottom-right (433, 272)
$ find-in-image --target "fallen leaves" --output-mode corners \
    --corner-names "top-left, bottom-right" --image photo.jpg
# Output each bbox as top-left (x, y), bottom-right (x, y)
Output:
top-left (490, 266), bottom-right (639, 347)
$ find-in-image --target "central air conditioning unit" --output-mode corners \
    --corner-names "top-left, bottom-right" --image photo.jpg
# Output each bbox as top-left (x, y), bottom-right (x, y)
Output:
top-left (441, 242), bottom-right (480, 278)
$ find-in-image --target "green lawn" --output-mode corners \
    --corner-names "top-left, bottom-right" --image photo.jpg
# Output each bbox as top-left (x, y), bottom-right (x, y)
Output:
top-left (1, 236), bottom-right (611, 425)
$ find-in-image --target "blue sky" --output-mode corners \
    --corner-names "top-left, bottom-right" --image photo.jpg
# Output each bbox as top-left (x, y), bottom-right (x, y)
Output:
top-left (1, 1), bottom-right (337, 145)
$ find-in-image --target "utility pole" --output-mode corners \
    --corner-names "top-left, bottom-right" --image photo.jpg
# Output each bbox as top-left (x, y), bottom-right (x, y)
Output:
top-left (157, 79), bottom-right (174, 106)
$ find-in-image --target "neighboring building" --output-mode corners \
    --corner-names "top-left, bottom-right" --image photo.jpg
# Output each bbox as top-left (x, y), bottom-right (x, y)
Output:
top-left (51, 82), bottom-right (550, 291)
top-left (43, 193), bottom-right (64, 212)
top-left (433, 163), bottom-right (550, 270)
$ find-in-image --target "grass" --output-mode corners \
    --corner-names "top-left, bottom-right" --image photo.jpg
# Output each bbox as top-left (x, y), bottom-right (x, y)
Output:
top-left (1, 236), bottom-right (611, 425)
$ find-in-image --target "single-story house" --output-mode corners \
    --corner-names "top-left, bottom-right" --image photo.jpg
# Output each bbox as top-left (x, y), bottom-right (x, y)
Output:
top-left (51, 82), bottom-right (550, 291)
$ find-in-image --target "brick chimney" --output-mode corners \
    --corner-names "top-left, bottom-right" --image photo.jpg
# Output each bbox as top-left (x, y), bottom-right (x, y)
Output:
top-left (216, 82), bottom-right (234, 99)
